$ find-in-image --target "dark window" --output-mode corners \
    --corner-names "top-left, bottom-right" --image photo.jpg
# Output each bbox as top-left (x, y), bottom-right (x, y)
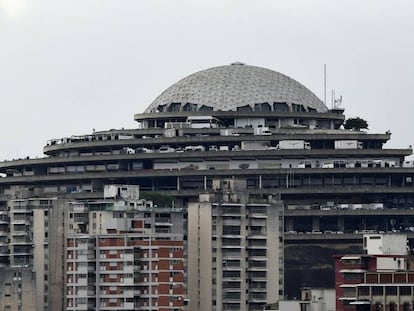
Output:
top-left (273, 102), bottom-right (289, 112)
top-left (358, 286), bottom-right (370, 296)
top-left (199, 105), bottom-right (213, 112)
top-left (237, 105), bottom-right (252, 112)
top-left (168, 103), bottom-right (181, 112)
top-left (400, 286), bottom-right (411, 296)
top-left (254, 103), bottom-right (271, 112)
top-left (183, 103), bottom-right (197, 111)
top-left (344, 273), bottom-right (363, 281)
top-left (385, 286), bottom-right (397, 295)
top-left (372, 287), bottom-right (383, 295)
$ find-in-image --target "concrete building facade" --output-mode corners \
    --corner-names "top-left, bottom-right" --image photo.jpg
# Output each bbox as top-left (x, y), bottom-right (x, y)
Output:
top-left (66, 185), bottom-right (186, 311)
top-left (188, 179), bottom-right (284, 311)
top-left (0, 63), bottom-right (414, 304)
top-left (335, 234), bottom-right (414, 311)
top-left (0, 196), bottom-right (66, 311)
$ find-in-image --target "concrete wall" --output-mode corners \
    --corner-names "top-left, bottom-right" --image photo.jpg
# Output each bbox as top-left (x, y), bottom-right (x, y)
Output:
top-left (267, 202), bottom-right (283, 304)
top-left (0, 267), bottom-right (36, 311)
top-left (32, 209), bottom-right (45, 311)
top-left (364, 233), bottom-right (407, 255)
top-left (188, 200), bottom-right (213, 311)
top-left (47, 199), bottom-right (66, 311)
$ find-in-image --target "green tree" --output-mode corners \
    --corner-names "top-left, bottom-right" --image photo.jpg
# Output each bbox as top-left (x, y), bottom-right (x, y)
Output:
top-left (343, 117), bottom-right (369, 131)
top-left (140, 192), bottom-right (175, 207)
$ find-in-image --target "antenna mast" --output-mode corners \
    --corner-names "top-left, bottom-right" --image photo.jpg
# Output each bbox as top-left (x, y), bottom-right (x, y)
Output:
top-left (324, 64), bottom-right (327, 106)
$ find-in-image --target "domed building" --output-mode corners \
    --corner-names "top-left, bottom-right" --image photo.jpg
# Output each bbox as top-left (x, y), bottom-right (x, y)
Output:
top-left (145, 62), bottom-right (327, 113)
top-left (0, 63), bottom-right (414, 310)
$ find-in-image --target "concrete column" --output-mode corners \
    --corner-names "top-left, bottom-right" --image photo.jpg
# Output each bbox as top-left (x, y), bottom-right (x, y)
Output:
top-left (312, 217), bottom-right (320, 231)
top-left (177, 177), bottom-right (180, 191)
top-left (361, 217), bottom-right (366, 230)
top-left (337, 217), bottom-right (345, 232)
top-left (285, 218), bottom-right (294, 231)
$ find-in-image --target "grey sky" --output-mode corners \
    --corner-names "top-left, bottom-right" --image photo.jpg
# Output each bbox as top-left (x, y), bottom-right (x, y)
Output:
top-left (1, 0), bottom-right (413, 160)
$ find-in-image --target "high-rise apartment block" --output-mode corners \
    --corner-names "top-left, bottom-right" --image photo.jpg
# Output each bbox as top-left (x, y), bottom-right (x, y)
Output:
top-left (188, 179), bottom-right (284, 311)
top-left (0, 197), bottom-right (65, 310)
top-left (66, 185), bottom-right (186, 311)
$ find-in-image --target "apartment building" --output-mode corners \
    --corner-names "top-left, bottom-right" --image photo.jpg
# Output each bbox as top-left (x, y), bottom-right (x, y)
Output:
top-left (188, 179), bottom-right (284, 311)
top-left (335, 234), bottom-right (414, 311)
top-left (0, 196), bottom-right (66, 311)
top-left (66, 185), bottom-right (186, 311)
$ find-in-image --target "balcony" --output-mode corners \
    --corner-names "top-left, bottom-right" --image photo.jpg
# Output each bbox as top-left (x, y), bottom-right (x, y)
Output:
top-left (249, 213), bottom-right (267, 219)
top-left (220, 234), bottom-right (243, 239)
top-left (223, 295), bottom-right (241, 304)
top-left (247, 241), bottom-right (267, 248)
top-left (247, 265), bottom-right (267, 271)
top-left (11, 231), bottom-right (29, 237)
top-left (10, 239), bottom-right (32, 245)
top-left (249, 292), bottom-right (267, 302)
top-left (247, 229), bottom-right (266, 238)
top-left (249, 219), bottom-right (266, 226)
top-left (222, 219), bottom-right (241, 226)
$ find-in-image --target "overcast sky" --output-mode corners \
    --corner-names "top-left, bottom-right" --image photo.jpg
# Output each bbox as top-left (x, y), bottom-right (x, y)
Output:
top-left (1, 0), bottom-right (413, 160)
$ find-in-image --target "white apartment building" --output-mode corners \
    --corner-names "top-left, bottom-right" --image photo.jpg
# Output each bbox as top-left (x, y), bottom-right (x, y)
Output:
top-left (188, 179), bottom-right (284, 311)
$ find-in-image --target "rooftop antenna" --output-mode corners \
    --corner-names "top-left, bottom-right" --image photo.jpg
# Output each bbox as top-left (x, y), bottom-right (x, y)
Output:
top-left (335, 95), bottom-right (343, 108)
top-left (331, 89), bottom-right (343, 109)
top-left (324, 64), bottom-right (327, 106)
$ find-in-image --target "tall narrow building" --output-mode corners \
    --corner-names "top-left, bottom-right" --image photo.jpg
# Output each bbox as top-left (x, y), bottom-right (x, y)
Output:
top-left (0, 196), bottom-right (66, 311)
top-left (188, 179), bottom-right (284, 311)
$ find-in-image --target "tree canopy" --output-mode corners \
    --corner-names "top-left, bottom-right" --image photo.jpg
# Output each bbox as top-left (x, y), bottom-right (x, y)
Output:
top-left (343, 117), bottom-right (369, 131)
top-left (140, 192), bottom-right (175, 207)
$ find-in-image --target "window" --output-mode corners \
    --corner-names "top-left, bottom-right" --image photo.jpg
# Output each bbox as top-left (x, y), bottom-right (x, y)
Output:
top-left (344, 273), bottom-right (363, 281)
top-left (372, 287), bottom-right (383, 296)
top-left (400, 286), bottom-right (411, 296)
top-left (342, 259), bottom-right (361, 266)
top-left (358, 286), bottom-right (369, 296)
top-left (273, 102), bottom-right (289, 112)
top-left (343, 288), bottom-right (356, 298)
top-left (4, 283), bottom-right (11, 296)
top-left (168, 103), bottom-right (181, 112)
top-left (386, 286), bottom-right (397, 295)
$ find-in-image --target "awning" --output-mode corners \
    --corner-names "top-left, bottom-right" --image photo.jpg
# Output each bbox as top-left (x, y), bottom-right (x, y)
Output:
top-left (350, 301), bottom-right (371, 305)
top-left (339, 297), bottom-right (356, 301)
top-left (341, 256), bottom-right (362, 260)
top-left (340, 269), bottom-right (367, 273)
